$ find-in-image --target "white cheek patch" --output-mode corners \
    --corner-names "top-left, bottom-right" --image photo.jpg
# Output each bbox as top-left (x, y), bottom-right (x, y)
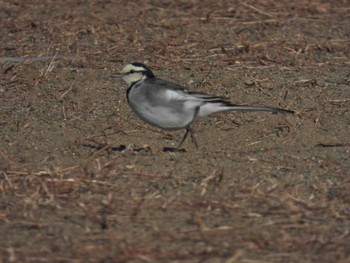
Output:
top-left (122, 73), bottom-right (145, 86)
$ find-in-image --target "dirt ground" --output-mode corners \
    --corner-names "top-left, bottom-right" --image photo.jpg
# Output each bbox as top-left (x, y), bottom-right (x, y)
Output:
top-left (1, 0), bottom-right (350, 262)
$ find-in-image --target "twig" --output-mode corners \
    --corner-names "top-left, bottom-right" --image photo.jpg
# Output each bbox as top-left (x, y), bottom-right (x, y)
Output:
top-left (58, 79), bottom-right (75, 100)
top-left (41, 50), bottom-right (58, 78)
top-left (82, 138), bottom-right (123, 167)
top-left (198, 61), bottom-right (214, 88)
top-left (242, 3), bottom-right (275, 18)
top-left (200, 168), bottom-right (224, 196)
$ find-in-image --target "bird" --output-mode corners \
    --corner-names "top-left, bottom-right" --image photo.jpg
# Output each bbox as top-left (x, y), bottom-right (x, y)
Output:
top-left (115, 62), bottom-right (293, 150)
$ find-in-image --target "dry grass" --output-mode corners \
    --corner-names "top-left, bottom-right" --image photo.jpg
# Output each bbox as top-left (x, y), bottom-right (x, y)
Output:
top-left (1, 0), bottom-right (350, 262)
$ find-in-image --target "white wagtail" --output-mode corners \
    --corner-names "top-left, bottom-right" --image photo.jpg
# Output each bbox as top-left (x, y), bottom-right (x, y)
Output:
top-left (116, 62), bottom-right (293, 150)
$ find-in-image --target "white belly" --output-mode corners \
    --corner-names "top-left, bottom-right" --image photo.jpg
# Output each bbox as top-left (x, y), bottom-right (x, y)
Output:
top-left (130, 101), bottom-right (194, 130)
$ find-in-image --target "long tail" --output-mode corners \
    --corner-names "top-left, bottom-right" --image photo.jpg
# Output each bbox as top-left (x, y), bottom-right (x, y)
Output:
top-left (225, 104), bottom-right (294, 114)
top-left (198, 100), bottom-right (294, 117)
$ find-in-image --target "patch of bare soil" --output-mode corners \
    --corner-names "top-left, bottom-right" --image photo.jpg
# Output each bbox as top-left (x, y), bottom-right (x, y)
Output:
top-left (1, 0), bottom-right (349, 262)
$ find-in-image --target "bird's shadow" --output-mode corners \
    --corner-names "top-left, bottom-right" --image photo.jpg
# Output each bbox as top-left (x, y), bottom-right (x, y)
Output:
top-left (162, 147), bottom-right (186, 153)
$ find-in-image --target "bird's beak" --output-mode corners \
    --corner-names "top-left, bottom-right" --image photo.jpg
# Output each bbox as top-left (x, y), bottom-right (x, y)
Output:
top-left (111, 72), bottom-right (123, 78)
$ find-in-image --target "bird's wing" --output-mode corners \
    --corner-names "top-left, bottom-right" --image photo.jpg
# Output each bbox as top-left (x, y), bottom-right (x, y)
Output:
top-left (147, 78), bottom-right (187, 91)
top-left (147, 79), bottom-right (226, 102)
top-left (141, 78), bottom-right (191, 103)
top-left (187, 91), bottom-right (226, 101)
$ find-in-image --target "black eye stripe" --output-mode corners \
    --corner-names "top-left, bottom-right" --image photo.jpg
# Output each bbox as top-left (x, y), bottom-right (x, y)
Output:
top-left (127, 70), bottom-right (146, 75)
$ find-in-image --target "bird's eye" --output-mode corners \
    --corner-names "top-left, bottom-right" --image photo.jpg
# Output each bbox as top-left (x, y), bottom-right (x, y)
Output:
top-left (130, 70), bottom-right (135, 73)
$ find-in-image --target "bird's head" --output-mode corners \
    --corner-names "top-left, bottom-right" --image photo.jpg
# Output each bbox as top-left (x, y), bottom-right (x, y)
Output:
top-left (117, 62), bottom-right (155, 87)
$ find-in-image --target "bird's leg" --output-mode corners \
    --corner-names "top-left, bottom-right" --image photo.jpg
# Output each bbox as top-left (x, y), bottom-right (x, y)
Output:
top-left (177, 127), bottom-right (190, 150)
top-left (189, 106), bottom-right (200, 149)
top-left (176, 106), bottom-right (200, 150)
